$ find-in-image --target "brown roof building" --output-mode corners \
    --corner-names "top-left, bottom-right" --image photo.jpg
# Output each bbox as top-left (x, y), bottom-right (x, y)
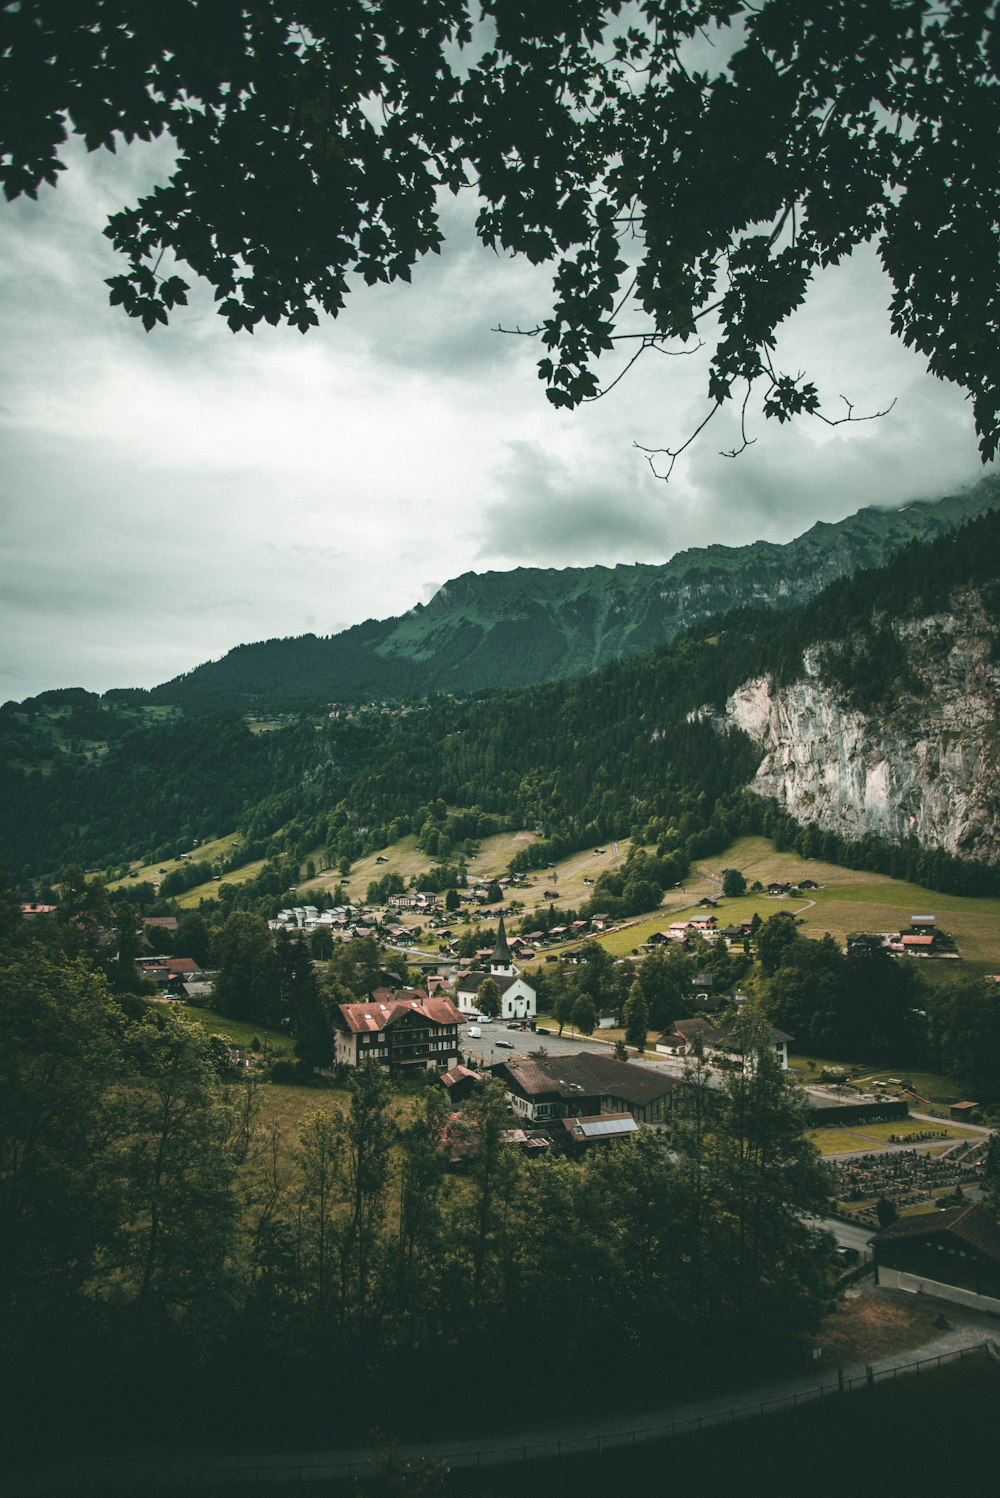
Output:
top-left (334, 989), bottom-right (461, 1076)
top-left (491, 1052), bottom-right (683, 1129)
top-left (872, 1202), bottom-right (1000, 1311)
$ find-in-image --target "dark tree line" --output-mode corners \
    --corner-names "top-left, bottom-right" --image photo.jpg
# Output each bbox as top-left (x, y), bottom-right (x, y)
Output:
top-left (0, 889), bottom-right (836, 1461)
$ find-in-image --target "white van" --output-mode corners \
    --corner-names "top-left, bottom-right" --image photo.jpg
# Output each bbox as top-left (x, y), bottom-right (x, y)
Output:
top-left (467, 1026), bottom-right (481, 1039)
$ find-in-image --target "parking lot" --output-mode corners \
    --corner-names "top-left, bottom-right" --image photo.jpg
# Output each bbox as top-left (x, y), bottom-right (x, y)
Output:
top-left (459, 1020), bottom-right (602, 1068)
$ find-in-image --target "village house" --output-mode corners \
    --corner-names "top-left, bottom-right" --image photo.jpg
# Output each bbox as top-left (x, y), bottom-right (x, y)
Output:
top-left (440, 1063), bottom-right (482, 1107)
top-left (491, 1052), bottom-right (683, 1131)
top-left (872, 1202), bottom-right (1000, 1313)
top-left (333, 989), bottom-right (461, 1075)
top-left (656, 1016), bottom-right (791, 1070)
top-left (454, 916), bottom-right (537, 1020)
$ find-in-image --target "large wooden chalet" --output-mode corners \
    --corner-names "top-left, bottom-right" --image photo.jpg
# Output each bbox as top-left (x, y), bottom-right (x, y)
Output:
top-left (490, 1052), bottom-right (683, 1131)
top-left (334, 988), bottom-right (462, 1076)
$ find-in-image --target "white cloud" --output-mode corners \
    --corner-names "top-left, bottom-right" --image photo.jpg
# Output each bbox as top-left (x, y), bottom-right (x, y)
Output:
top-left (0, 139), bottom-right (989, 703)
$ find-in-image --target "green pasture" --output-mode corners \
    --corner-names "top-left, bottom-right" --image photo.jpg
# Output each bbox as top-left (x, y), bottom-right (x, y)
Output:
top-left (109, 831), bottom-right (243, 892)
top-left (174, 1003), bottom-right (296, 1057)
top-left (174, 857), bottom-right (268, 907)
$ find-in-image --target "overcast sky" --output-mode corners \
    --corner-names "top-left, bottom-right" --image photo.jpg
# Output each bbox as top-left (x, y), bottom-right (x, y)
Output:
top-left (0, 131), bottom-right (990, 706)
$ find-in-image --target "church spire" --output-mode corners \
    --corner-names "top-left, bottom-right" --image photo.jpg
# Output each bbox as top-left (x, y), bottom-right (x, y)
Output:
top-left (490, 913), bottom-right (514, 976)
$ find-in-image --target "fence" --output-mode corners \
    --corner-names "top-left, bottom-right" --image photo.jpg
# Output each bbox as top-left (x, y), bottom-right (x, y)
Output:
top-left (156, 1340), bottom-right (990, 1490)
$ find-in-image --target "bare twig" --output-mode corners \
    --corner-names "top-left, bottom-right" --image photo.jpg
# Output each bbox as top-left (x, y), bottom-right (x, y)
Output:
top-left (816, 394), bottom-right (898, 427)
top-left (634, 400), bottom-right (723, 482)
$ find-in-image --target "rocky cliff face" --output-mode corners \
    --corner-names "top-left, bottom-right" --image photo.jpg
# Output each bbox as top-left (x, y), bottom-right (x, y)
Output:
top-left (723, 591), bottom-right (1000, 862)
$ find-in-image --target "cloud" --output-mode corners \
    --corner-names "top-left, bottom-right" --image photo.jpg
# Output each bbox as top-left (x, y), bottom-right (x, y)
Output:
top-left (0, 136), bottom-right (992, 705)
top-left (477, 440), bottom-right (677, 565)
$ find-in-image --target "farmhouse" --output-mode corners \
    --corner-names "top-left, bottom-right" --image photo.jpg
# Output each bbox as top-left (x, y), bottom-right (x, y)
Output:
top-left (333, 989), bottom-right (461, 1075)
top-left (872, 1202), bottom-right (1000, 1313)
top-left (655, 1015), bottom-right (792, 1070)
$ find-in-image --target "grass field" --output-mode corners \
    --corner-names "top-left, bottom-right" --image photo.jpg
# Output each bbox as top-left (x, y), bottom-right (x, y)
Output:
top-left (697, 835), bottom-right (1000, 968)
top-left (116, 818), bottom-right (1000, 977)
top-left (108, 832), bottom-right (244, 893)
top-left (175, 1002), bottom-right (296, 1056)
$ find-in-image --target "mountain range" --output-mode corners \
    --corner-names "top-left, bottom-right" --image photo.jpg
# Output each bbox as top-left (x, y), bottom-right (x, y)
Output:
top-left (151, 478), bottom-right (1000, 709)
top-left (3, 478), bottom-right (999, 889)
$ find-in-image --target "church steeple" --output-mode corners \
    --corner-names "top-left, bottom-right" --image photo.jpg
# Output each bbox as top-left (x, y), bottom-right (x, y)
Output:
top-left (490, 914), bottom-right (514, 977)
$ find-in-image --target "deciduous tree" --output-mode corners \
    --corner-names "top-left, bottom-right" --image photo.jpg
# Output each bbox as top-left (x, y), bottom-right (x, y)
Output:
top-left (5, 3), bottom-right (999, 463)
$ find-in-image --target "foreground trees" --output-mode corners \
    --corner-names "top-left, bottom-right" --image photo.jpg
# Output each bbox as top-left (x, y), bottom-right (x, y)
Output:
top-left (4, 3), bottom-right (999, 460)
top-left (1, 925), bottom-right (835, 1454)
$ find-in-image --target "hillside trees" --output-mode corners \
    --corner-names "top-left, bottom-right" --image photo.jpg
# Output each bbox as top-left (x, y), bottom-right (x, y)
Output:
top-left (213, 911), bottom-right (278, 1024)
top-left (122, 1012), bottom-right (240, 1311)
top-left (706, 1008), bottom-right (834, 1332)
top-left (929, 979), bottom-right (1000, 1099)
top-left (0, 952), bottom-right (127, 1341)
top-left (6, 4), bottom-right (1000, 463)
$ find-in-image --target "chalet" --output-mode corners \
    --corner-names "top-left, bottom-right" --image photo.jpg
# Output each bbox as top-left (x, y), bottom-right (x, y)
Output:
top-left (688, 916), bottom-right (717, 934)
top-left (333, 989), bottom-right (461, 1075)
top-left (454, 916), bottom-right (537, 1020)
top-left (492, 1052), bottom-right (682, 1130)
top-left (872, 1202), bottom-right (1000, 1313)
top-left (909, 914), bottom-right (937, 930)
top-left (644, 930), bottom-right (672, 947)
top-left (656, 1017), bottom-right (716, 1057)
top-left (696, 897), bottom-right (718, 909)
top-left (766, 881), bottom-right (792, 895)
top-left (655, 1015), bottom-right (792, 1070)
top-left (20, 902), bottom-right (56, 917)
top-left (710, 1015), bottom-right (792, 1070)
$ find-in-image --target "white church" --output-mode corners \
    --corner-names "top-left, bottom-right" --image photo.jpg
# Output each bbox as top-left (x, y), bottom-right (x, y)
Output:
top-left (454, 916), bottom-right (537, 1021)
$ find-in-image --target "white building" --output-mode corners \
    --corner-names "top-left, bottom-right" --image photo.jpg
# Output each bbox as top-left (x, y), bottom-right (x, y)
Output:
top-left (454, 916), bottom-right (537, 1020)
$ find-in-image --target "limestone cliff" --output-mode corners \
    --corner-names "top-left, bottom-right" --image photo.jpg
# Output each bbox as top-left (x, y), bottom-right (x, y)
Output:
top-left (723, 591), bottom-right (1000, 862)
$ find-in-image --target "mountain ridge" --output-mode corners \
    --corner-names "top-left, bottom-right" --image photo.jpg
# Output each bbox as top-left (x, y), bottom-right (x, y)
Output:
top-left (148, 478), bottom-right (1000, 709)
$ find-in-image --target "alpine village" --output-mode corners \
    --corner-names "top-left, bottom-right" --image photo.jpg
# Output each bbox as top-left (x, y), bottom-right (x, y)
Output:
top-left (4, 477), bottom-right (1000, 1497)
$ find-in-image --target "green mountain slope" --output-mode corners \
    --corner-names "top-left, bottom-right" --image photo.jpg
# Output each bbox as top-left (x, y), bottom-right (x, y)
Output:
top-left (151, 478), bottom-right (1000, 708)
top-left (4, 505), bottom-right (999, 894)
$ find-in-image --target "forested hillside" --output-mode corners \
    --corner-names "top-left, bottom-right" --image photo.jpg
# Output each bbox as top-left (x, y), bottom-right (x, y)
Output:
top-left (150, 480), bottom-right (999, 709)
top-left (2, 507), bottom-right (999, 897)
